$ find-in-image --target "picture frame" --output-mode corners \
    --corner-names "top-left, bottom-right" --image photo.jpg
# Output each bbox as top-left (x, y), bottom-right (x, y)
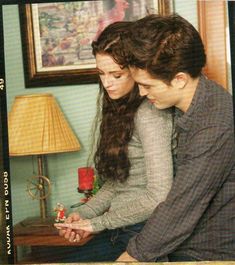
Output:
top-left (19, 0), bottom-right (173, 88)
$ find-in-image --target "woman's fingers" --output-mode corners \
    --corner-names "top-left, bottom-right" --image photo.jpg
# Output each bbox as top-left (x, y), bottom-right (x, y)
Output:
top-left (54, 220), bottom-right (93, 232)
top-left (74, 233), bottom-right (81, 242)
top-left (55, 223), bottom-right (77, 229)
top-left (64, 228), bottom-right (73, 240)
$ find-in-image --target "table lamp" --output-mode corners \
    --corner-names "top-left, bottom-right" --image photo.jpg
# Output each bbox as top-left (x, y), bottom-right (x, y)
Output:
top-left (8, 93), bottom-right (81, 221)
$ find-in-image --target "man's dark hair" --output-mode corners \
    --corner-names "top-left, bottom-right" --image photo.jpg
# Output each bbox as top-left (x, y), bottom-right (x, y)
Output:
top-left (125, 14), bottom-right (206, 84)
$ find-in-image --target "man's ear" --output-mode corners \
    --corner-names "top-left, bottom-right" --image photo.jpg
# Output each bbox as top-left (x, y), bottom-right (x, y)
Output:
top-left (171, 72), bottom-right (188, 89)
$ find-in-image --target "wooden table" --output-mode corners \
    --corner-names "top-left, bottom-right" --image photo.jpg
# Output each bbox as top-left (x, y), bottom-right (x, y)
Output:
top-left (13, 216), bottom-right (93, 264)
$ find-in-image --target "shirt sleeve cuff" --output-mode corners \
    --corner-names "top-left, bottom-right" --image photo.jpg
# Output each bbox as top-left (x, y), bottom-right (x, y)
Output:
top-left (127, 235), bottom-right (157, 262)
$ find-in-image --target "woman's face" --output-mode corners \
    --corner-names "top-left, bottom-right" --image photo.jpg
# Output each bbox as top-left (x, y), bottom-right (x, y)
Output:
top-left (95, 53), bottom-right (135, 100)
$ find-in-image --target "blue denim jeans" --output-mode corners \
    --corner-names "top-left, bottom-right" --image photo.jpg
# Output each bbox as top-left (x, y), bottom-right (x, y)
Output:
top-left (45, 221), bottom-right (145, 263)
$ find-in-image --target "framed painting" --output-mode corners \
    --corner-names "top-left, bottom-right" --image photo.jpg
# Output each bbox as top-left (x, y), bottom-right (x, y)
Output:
top-left (19, 0), bottom-right (173, 88)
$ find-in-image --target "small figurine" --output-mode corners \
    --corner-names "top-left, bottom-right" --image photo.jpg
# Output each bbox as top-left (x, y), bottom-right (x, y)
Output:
top-left (54, 202), bottom-right (66, 223)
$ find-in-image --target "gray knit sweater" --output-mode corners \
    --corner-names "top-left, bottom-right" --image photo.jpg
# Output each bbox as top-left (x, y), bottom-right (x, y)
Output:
top-left (76, 99), bottom-right (173, 232)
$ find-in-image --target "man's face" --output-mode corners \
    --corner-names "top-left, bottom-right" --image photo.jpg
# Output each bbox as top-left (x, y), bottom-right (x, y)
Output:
top-left (129, 67), bottom-right (181, 109)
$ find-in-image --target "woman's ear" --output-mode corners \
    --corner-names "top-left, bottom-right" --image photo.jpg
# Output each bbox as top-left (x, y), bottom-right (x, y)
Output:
top-left (171, 72), bottom-right (188, 89)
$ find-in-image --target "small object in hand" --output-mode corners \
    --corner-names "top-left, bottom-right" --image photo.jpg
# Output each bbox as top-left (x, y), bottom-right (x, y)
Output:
top-left (54, 202), bottom-right (66, 223)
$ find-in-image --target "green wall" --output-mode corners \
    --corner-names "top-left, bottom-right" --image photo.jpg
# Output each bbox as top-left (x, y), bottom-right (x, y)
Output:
top-left (3, 5), bottom-right (98, 224)
top-left (3, 2), bottom-right (202, 225)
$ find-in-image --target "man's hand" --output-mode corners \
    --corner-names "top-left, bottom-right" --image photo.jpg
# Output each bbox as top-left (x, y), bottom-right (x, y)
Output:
top-left (116, 251), bottom-right (137, 262)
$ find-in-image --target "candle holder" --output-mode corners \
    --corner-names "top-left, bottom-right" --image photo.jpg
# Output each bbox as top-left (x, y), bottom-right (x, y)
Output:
top-left (77, 188), bottom-right (93, 201)
top-left (71, 167), bottom-right (101, 209)
top-left (77, 167), bottom-right (94, 200)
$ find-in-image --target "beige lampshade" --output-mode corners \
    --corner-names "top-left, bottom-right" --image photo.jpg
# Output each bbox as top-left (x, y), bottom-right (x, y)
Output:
top-left (8, 93), bottom-right (81, 156)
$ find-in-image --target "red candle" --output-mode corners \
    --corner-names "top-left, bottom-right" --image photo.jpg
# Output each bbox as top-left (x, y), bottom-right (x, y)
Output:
top-left (78, 167), bottom-right (94, 191)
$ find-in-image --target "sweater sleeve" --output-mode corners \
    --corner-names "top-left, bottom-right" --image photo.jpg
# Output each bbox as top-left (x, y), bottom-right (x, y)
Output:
top-left (89, 102), bottom-right (173, 232)
top-left (75, 179), bottom-right (116, 219)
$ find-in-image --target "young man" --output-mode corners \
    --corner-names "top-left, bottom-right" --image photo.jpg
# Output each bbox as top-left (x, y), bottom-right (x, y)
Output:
top-left (117, 14), bottom-right (235, 262)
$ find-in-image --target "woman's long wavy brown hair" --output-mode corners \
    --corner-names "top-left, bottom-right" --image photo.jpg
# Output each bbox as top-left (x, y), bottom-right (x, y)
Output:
top-left (91, 22), bottom-right (144, 182)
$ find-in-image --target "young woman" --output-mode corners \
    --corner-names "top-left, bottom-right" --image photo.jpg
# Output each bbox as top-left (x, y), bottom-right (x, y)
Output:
top-left (54, 21), bottom-right (173, 262)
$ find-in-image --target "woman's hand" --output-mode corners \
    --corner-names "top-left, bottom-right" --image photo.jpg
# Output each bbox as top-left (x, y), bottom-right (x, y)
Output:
top-left (54, 213), bottom-right (92, 242)
top-left (55, 212), bottom-right (80, 236)
top-left (55, 219), bottom-right (94, 233)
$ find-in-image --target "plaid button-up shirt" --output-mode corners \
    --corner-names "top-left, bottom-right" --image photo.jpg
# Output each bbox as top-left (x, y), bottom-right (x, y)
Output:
top-left (127, 75), bottom-right (235, 261)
